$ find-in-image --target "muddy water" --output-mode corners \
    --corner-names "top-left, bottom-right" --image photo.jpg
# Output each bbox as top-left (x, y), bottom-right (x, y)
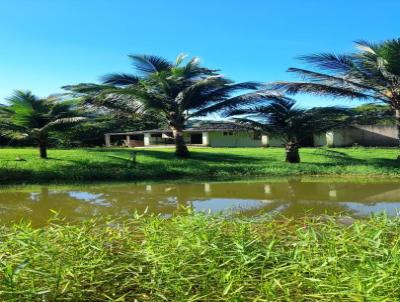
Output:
top-left (1, 178), bottom-right (400, 225)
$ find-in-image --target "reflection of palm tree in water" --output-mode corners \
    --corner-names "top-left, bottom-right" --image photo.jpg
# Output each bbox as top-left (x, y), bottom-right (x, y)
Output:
top-left (287, 177), bottom-right (302, 199)
top-left (2, 181), bottom-right (400, 226)
top-left (41, 187), bottom-right (49, 202)
top-left (32, 187), bottom-right (78, 223)
top-left (266, 179), bottom-right (356, 217)
top-left (164, 185), bottom-right (193, 212)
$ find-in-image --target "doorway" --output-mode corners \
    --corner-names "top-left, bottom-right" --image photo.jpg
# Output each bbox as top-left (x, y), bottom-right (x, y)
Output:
top-left (190, 133), bottom-right (203, 144)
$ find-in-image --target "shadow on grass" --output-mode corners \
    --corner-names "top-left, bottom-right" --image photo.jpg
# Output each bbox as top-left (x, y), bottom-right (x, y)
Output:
top-left (369, 158), bottom-right (400, 169)
top-left (309, 149), bottom-right (400, 171)
top-left (85, 148), bottom-right (266, 163)
top-left (83, 148), bottom-right (131, 153)
top-left (106, 155), bottom-right (133, 162)
top-left (190, 151), bottom-right (265, 163)
top-left (126, 149), bottom-right (266, 163)
top-left (312, 149), bottom-right (366, 164)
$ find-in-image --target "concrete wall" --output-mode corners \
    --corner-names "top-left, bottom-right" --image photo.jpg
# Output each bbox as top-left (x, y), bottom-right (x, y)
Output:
top-left (334, 125), bottom-right (398, 147)
top-left (267, 136), bottom-right (284, 147)
top-left (145, 132), bottom-right (201, 146)
top-left (142, 131), bottom-right (284, 148)
top-left (314, 125), bottom-right (398, 147)
top-left (208, 131), bottom-right (262, 147)
top-left (126, 140), bottom-right (144, 147)
top-left (313, 133), bottom-right (327, 147)
top-left (112, 125), bottom-right (399, 148)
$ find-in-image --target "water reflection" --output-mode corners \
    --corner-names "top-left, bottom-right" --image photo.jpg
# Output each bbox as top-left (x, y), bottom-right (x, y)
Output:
top-left (0, 178), bottom-right (400, 225)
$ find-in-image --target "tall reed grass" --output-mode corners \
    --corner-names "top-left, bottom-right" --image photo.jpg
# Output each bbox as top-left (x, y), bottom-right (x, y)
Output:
top-left (0, 213), bottom-right (399, 301)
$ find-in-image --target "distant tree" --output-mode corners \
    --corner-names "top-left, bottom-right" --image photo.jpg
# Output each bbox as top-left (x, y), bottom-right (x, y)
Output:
top-left (0, 90), bottom-right (86, 158)
top-left (64, 54), bottom-right (275, 157)
top-left (55, 110), bottom-right (167, 147)
top-left (352, 103), bottom-right (394, 125)
top-left (272, 39), bottom-right (400, 148)
top-left (226, 98), bottom-right (352, 163)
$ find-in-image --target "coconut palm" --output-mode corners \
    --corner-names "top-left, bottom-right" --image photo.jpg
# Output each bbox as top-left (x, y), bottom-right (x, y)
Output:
top-left (0, 90), bottom-right (86, 158)
top-left (227, 98), bottom-right (352, 163)
top-left (272, 39), bottom-right (400, 147)
top-left (64, 54), bottom-right (275, 157)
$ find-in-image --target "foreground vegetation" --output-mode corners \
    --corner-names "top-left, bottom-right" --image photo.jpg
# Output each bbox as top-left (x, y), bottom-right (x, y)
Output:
top-left (1, 147), bottom-right (400, 183)
top-left (1, 213), bottom-right (399, 301)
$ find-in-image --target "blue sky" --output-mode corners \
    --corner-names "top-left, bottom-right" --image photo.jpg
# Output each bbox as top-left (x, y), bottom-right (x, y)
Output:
top-left (0, 0), bottom-right (399, 107)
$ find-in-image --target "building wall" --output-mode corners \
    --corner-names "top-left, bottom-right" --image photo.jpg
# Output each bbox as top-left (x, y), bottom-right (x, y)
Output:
top-left (208, 131), bottom-right (263, 147)
top-left (146, 132), bottom-right (201, 145)
top-left (313, 133), bottom-right (327, 147)
top-left (314, 125), bottom-right (398, 147)
top-left (116, 125), bottom-right (399, 148)
top-left (266, 136), bottom-right (284, 147)
top-left (143, 131), bottom-right (284, 147)
top-left (345, 125), bottom-right (398, 146)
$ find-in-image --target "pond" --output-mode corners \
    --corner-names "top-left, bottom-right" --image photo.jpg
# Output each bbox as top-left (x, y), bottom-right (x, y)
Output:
top-left (1, 177), bottom-right (400, 225)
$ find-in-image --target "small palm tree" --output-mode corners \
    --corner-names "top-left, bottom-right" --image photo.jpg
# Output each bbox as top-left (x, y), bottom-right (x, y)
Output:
top-left (227, 98), bottom-right (352, 163)
top-left (64, 54), bottom-right (274, 157)
top-left (272, 39), bottom-right (400, 148)
top-left (0, 90), bottom-right (86, 158)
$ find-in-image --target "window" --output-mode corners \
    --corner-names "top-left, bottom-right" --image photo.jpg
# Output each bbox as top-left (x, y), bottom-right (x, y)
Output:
top-left (223, 131), bottom-right (234, 136)
top-left (253, 131), bottom-right (261, 140)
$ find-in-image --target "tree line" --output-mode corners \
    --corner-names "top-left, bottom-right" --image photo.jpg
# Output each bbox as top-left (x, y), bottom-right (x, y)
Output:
top-left (0, 39), bottom-right (399, 163)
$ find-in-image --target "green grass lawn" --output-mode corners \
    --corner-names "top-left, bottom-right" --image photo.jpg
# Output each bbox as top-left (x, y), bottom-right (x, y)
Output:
top-left (1, 147), bottom-right (400, 183)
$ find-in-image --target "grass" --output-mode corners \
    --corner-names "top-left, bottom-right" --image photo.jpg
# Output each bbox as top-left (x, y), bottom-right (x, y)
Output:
top-left (1, 212), bottom-right (399, 301)
top-left (1, 147), bottom-right (400, 183)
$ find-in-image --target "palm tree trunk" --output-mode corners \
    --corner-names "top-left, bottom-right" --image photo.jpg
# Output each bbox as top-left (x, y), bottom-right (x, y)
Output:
top-left (39, 139), bottom-right (48, 159)
top-left (285, 142), bottom-right (300, 163)
top-left (173, 128), bottom-right (189, 158)
top-left (396, 109), bottom-right (400, 148)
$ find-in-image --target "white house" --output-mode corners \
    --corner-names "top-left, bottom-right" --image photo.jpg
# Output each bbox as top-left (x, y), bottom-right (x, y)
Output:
top-left (105, 121), bottom-right (399, 148)
top-left (104, 121), bottom-right (283, 148)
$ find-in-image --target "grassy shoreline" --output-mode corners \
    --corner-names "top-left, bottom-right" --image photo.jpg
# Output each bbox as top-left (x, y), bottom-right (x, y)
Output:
top-left (1, 147), bottom-right (400, 184)
top-left (1, 213), bottom-right (399, 301)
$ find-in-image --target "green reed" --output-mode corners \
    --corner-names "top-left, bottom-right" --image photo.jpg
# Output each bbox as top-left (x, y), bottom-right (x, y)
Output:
top-left (0, 213), bottom-right (399, 301)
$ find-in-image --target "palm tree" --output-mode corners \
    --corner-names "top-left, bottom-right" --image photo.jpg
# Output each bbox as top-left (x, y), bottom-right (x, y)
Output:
top-left (64, 54), bottom-right (274, 157)
top-left (271, 39), bottom-right (400, 148)
top-left (0, 90), bottom-right (86, 158)
top-left (226, 98), bottom-right (352, 163)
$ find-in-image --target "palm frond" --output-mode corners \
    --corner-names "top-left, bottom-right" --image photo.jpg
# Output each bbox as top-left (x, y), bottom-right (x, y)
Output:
top-left (232, 118), bottom-right (267, 131)
top-left (298, 53), bottom-right (356, 73)
top-left (101, 73), bottom-right (140, 86)
top-left (43, 117), bottom-right (87, 130)
top-left (177, 76), bottom-right (230, 106)
top-left (63, 83), bottom-right (115, 95)
top-left (128, 54), bottom-right (173, 75)
top-left (271, 81), bottom-right (376, 100)
top-left (227, 98), bottom-right (352, 143)
top-left (287, 68), bottom-right (373, 90)
top-left (193, 90), bottom-right (283, 117)
top-left (175, 53), bottom-right (188, 66)
top-left (354, 40), bottom-right (378, 54)
top-left (3, 90), bottom-right (87, 140)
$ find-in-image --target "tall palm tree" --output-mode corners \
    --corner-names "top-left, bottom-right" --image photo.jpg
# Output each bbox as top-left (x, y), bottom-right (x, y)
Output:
top-left (226, 98), bottom-right (352, 163)
top-left (0, 90), bottom-right (86, 158)
top-left (64, 54), bottom-right (275, 157)
top-left (271, 39), bottom-right (400, 148)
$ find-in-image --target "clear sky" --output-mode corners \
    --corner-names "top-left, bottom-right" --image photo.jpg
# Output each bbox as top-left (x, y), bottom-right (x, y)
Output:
top-left (0, 0), bottom-right (399, 107)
